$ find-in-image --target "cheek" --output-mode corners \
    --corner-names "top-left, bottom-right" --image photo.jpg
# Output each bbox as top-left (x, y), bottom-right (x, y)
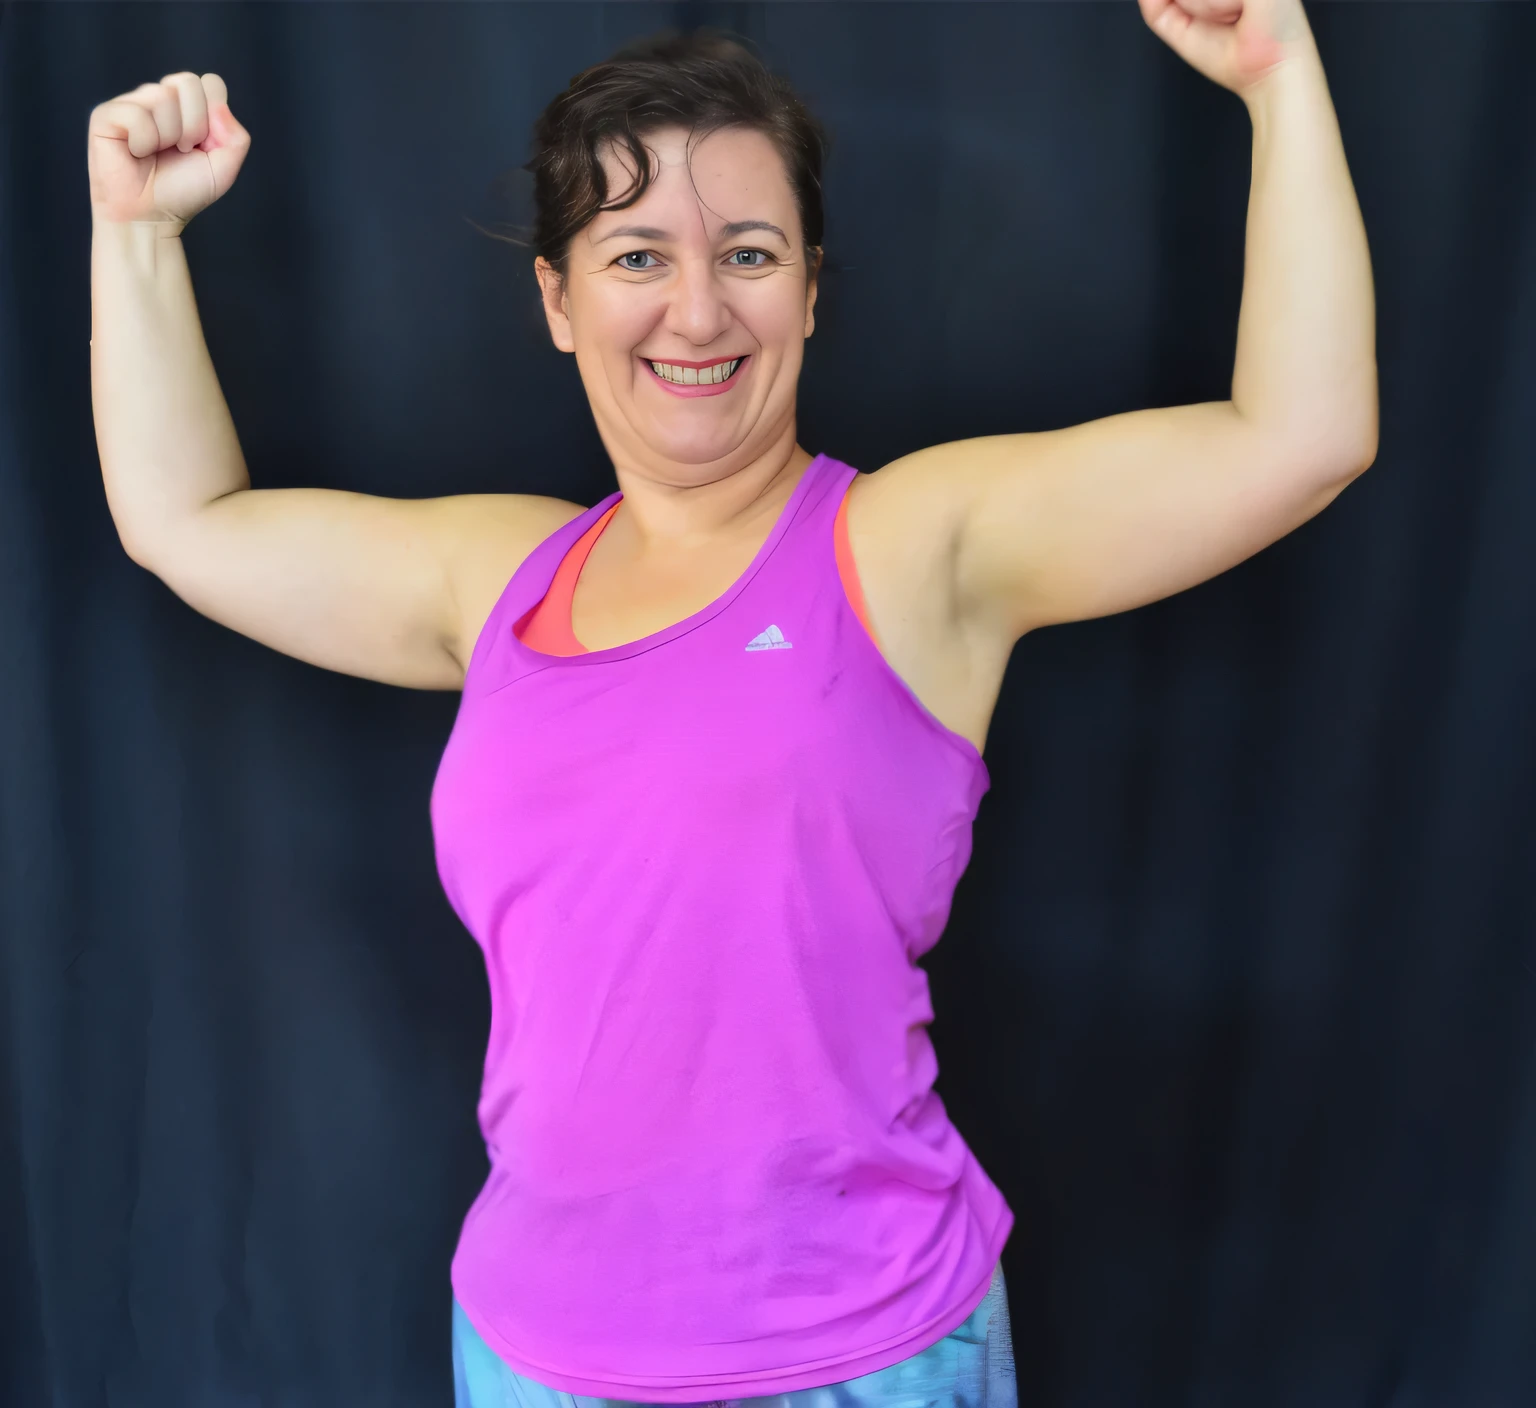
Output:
top-left (572, 290), bottom-right (654, 359)
top-left (735, 285), bottom-right (810, 350)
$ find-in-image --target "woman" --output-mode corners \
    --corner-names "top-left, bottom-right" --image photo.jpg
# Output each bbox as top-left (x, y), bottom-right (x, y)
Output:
top-left (86, 0), bottom-right (1375, 1403)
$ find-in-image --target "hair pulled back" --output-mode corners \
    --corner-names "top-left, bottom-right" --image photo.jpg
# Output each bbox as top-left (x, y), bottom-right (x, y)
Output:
top-left (516, 28), bottom-right (829, 284)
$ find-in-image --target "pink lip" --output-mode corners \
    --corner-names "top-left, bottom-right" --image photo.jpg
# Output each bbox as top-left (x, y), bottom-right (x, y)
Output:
top-left (641, 355), bottom-right (749, 398)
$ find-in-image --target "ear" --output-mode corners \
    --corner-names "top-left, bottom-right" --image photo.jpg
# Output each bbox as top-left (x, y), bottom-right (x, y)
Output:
top-left (803, 246), bottom-right (822, 339)
top-left (534, 256), bottom-right (575, 354)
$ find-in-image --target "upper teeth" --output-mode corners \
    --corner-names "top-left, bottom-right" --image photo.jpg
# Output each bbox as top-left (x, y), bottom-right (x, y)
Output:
top-left (649, 358), bottom-right (741, 385)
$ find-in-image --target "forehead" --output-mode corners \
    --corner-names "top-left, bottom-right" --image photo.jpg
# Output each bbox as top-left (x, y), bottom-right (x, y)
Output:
top-left (589, 124), bottom-right (797, 237)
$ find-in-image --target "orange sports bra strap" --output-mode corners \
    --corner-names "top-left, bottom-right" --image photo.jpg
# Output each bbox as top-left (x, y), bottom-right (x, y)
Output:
top-left (515, 502), bottom-right (620, 656)
top-left (519, 486), bottom-right (877, 656)
top-left (834, 482), bottom-right (879, 648)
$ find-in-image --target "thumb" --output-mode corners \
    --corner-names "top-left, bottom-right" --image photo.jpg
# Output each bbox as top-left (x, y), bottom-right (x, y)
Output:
top-left (1232, 0), bottom-right (1308, 79)
top-left (197, 73), bottom-right (251, 195)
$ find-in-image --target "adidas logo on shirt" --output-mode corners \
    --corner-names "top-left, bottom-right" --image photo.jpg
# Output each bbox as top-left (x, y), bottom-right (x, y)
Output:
top-left (745, 625), bottom-right (793, 651)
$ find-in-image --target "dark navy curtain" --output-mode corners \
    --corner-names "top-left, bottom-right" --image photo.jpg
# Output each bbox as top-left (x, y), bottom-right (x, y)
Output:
top-left (2, 3), bottom-right (1532, 1404)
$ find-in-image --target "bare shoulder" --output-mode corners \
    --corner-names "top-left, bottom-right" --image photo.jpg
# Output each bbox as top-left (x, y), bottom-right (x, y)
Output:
top-left (429, 491), bottom-right (588, 674)
top-left (845, 437), bottom-right (1020, 551)
top-left (841, 443), bottom-right (984, 628)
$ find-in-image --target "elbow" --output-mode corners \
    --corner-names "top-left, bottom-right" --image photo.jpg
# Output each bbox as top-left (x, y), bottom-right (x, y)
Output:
top-left (1341, 397), bottom-right (1380, 477)
top-left (1315, 440), bottom-right (1376, 502)
top-left (109, 498), bottom-right (203, 576)
top-left (1357, 418), bottom-right (1380, 474)
top-left (114, 519), bottom-right (174, 577)
top-left (1339, 423), bottom-right (1378, 481)
top-left (1242, 374), bottom-right (1379, 484)
top-left (1275, 407), bottom-right (1379, 488)
top-left (1333, 383), bottom-right (1381, 479)
top-left (113, 519), bottom-right (155, 570)
top-left (1324, 434), bottom-right (1376, 487)
top-left (1261, 435), bottom-right (1375, 497)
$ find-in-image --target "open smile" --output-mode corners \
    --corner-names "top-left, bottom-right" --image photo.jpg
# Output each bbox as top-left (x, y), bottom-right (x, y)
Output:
top-left (642, 355), bottom-right (749, 397)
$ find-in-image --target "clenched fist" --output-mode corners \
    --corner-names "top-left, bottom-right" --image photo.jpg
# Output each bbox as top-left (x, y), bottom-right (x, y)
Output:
top-left (88, 71), bottom-right (250, 231)
top-left (1138, 0), bottom-right (1315, 96)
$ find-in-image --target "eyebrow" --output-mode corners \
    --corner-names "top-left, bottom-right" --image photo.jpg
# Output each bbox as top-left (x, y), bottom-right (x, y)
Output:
top-left (594, 219), bottom-right (789, 245)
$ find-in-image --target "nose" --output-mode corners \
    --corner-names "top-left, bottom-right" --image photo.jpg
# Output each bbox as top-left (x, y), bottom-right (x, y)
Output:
top-left (662, 255), bottom-right (733, 347)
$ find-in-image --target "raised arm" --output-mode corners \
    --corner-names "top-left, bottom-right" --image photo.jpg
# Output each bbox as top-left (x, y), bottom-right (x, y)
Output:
top-left (89, 74), bottom-right (579, 689)
top-left (864, 0), bottom-right (1377, 642)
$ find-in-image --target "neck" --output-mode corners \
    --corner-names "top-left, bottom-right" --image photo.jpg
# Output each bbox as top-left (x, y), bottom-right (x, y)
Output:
top-left (602, 432), bottom-right (817, 555)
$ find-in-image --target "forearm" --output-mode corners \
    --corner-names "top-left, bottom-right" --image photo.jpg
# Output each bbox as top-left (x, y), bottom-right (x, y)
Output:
top-left (90, 219), bottom-right (250, 565)
top-left (1229, 37), bottom-right (1378, 469)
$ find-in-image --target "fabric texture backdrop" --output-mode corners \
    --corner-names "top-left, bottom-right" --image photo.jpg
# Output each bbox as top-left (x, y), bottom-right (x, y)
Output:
top-left (2, 2), bottom-right (1533, 1405)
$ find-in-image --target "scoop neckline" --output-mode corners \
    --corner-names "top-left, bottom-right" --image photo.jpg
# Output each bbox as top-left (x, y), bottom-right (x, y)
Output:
top-left (514, 453), bottom-right (830, 667)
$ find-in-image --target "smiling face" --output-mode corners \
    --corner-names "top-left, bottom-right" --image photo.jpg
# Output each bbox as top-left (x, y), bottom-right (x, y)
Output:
top-left (535, 124), bottom-right (819, 486)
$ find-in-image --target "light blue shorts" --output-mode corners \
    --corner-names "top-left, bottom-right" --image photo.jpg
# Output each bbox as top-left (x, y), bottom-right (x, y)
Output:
top-left (453, 1263), bottom-right (1018, 1408)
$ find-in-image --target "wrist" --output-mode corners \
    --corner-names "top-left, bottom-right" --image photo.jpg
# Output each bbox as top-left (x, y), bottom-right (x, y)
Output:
top-left (1240, 40), bottom-right (1326, 123)
top-left (91, 215), bottom-right (189, 283)
top-left (92, 213), bottom-right (186, 241)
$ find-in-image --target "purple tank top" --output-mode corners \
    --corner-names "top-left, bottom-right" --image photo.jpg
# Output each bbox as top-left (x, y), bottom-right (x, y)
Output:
top-left (431, 453), bottom-right (1013, 1399)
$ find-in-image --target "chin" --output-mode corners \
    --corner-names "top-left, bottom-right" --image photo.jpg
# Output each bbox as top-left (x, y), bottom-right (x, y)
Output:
top-left (639, 427), bottom-right (746, 470)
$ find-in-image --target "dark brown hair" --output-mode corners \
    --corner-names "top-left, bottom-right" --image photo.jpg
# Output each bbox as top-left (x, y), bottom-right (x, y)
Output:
top-left (474, 28), bottom-right (829, 285)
